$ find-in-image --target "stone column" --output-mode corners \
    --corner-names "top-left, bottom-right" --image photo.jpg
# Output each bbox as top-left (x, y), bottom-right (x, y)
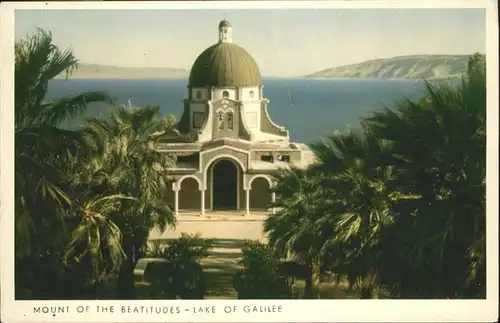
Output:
top-left (200, 190), bottom-right (206, 216)
top-left (173, 185), bottom-right (180, 217)
top-left (271, 192), bottom-right (276, 215)
top-left (245, 188), bottom-right (250, 216)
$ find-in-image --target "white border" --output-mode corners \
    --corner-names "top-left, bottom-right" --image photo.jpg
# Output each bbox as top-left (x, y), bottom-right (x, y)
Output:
top-left (1, 1), bottom-right (498, 322)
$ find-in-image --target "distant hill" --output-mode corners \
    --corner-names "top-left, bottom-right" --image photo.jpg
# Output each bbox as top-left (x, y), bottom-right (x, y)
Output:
top-left (306, 55), bottom-right (473, 80)
top-left (57, 63), bottom-right (189, 79)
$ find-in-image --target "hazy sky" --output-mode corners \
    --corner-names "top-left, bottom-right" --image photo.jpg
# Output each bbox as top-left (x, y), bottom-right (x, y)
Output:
top-left (15, 9), bottom-right (486, 76)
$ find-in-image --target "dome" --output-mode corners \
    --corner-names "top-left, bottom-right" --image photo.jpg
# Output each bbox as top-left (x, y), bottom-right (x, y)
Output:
top-left (189, 43), bottom-right (262, 87)
top-left (188, 21), bottom-right (262, 88)
top-left (219, 19), bottom-right (232, 28)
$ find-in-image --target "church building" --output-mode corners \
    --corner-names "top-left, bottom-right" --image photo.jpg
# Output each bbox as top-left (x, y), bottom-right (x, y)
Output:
top-left (158, 20), bottom-right (315, 217)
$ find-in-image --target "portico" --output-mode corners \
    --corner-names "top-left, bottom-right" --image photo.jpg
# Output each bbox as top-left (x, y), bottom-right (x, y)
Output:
top-left (165, 143), bottom-right (278, 217)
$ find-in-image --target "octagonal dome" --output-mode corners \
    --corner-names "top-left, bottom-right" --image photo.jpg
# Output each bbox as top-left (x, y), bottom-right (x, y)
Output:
top-left (188, 21), bottom-right (262, 88)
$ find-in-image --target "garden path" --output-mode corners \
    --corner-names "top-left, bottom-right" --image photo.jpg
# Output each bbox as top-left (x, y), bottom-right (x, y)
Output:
top-left (149, 214), bottom-right (268, 299)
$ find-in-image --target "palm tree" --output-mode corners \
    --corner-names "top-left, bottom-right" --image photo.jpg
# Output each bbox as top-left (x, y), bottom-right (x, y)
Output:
top-left (313, 53), bottom-right (486, 298)
top-left (82, 105), bottom-right (177, 298)
top-left (15, 29), bottom-right (113, 299)
top-left (61, 195), bottom-right (133, 298)
top-left (264, 167), bottom-right (327, 298)
top-left (309, 130), bottom-right (396, 297)
top-left (15, 29), bottom-right (113, 257)
top-left (361, 54), bottom-right (486, 298)
top-left (266, 53), bottom-right (486, 299)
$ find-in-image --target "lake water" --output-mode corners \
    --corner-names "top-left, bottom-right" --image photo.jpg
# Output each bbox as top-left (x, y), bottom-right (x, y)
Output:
top-left (47, 77), bottom-right (430, 144)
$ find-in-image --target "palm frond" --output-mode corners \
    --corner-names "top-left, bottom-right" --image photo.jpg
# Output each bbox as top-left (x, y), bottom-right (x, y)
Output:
top-left (40, 91), bottom-right (114, 126)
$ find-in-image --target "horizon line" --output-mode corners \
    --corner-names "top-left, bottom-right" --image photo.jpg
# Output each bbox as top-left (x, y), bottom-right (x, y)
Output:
top-left (74, 52), bottom-right (479, 78)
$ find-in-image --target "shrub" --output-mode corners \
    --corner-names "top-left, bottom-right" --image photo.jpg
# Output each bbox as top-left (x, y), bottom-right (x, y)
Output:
top-left (146, 240), bottom-right (167, 258)
top-left (163, 234), bottom-right (213, 263)
top-left (143, 234), bottom-right (213, 299)
top-left (233, 240), bottom-right (292, 299)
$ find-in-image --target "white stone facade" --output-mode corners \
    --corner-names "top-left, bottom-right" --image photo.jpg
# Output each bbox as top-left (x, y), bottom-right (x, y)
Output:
top-left (157, 20), bottom-right (315, 219)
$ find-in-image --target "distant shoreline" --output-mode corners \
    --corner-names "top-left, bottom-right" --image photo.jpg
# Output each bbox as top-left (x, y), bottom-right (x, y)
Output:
top-left (56, 63), bottom-right (190, 80)
top-left (54, 75), bottom-right (189, 80)
top-left (54, 75), bottom-right (459, 82)
top-left (56, 55), bottom-right (472, 81)
top-left (305, 54), bottom-right (472, 80)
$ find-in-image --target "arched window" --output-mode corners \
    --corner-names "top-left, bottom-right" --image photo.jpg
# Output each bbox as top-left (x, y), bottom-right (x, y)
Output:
top-left (196, 91), bottom-right (202, 99)
top-left (222, 90), bottom-right (229, 98)
top-left (227, 111), bottom-right (234, 130)
top-left (249, 90), bottom-right (254, 98)
top-left (217, 112), bottom-right (225, 130)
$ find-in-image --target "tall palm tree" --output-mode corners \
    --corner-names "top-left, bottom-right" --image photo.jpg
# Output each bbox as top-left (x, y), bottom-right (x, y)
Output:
top-left (309, 130), bottom-right (396, 297)
top-left (82, 105), bottom-right (177, 298)
top-left (312, 53), bottom-right (486, 298)
top-left (15, 29), bottom-right (114, 299)
top-left (361, 54), bottom-right (486, 298)
top-left (264, 167), bottom-right (328, 298)
top-left (15, 29), bottom-right (113, 259)
top-left (267, 53), bottom-right (486, 299)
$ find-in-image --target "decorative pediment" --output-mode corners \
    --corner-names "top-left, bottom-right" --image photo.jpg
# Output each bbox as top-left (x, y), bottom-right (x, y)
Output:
top-left (218, 98), bottom-right (238, 106)
top-left (201, 138), bottom-right (251, 152)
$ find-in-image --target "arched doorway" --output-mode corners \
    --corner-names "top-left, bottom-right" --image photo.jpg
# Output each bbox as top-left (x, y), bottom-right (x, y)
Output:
top-left (212, 159), bottom-right (238, 210)
top-left (250, 177), bottom-right (272, 210)
top-left (179, 177), bottom-right (200, 210)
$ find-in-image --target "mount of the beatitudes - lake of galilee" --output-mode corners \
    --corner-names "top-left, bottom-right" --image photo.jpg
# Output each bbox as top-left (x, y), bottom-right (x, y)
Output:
top-left (56, 64), bottom-right (189, 79)
top-left (306, 55), bottom-right (471, 80)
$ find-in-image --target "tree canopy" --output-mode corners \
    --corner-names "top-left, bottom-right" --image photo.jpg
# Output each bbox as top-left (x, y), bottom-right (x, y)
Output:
top-left (265, 53), bottom-right (487, 299)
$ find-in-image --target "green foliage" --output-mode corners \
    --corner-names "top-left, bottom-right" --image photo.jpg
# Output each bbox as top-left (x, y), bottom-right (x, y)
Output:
top-left (143, 261), bottom-right (174, 298)
top-left (264, 167), bottom-right (332, 298)
top-left (15, 27), bottom-right (486, 301)
top-left (146, 240), bottom-right (167, 258)
top-left (62, 195), bottom-right (135, 286)
top-left (233, 241), bottom-right (292, 299)
top-left (15, 29), bottom-right (114, 261)
top-left (15, 29), bottom-right (178, 300)
top-left (358, 53), bottom-right (486, 298)
top-left (76, 105), bottom-right (178, 298)
top-left (277, 260), bottom-right (310, 287)
top-left (146, 261), bottom-right (206, 299)
top-left (265, 53), bottom-right (487, 299)
top-left (14, 29), bottom-right (121, 299)
top-left (162, 234), bottom-right (213, 262)
top-left (143, 234), bottom-right (213, 299)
